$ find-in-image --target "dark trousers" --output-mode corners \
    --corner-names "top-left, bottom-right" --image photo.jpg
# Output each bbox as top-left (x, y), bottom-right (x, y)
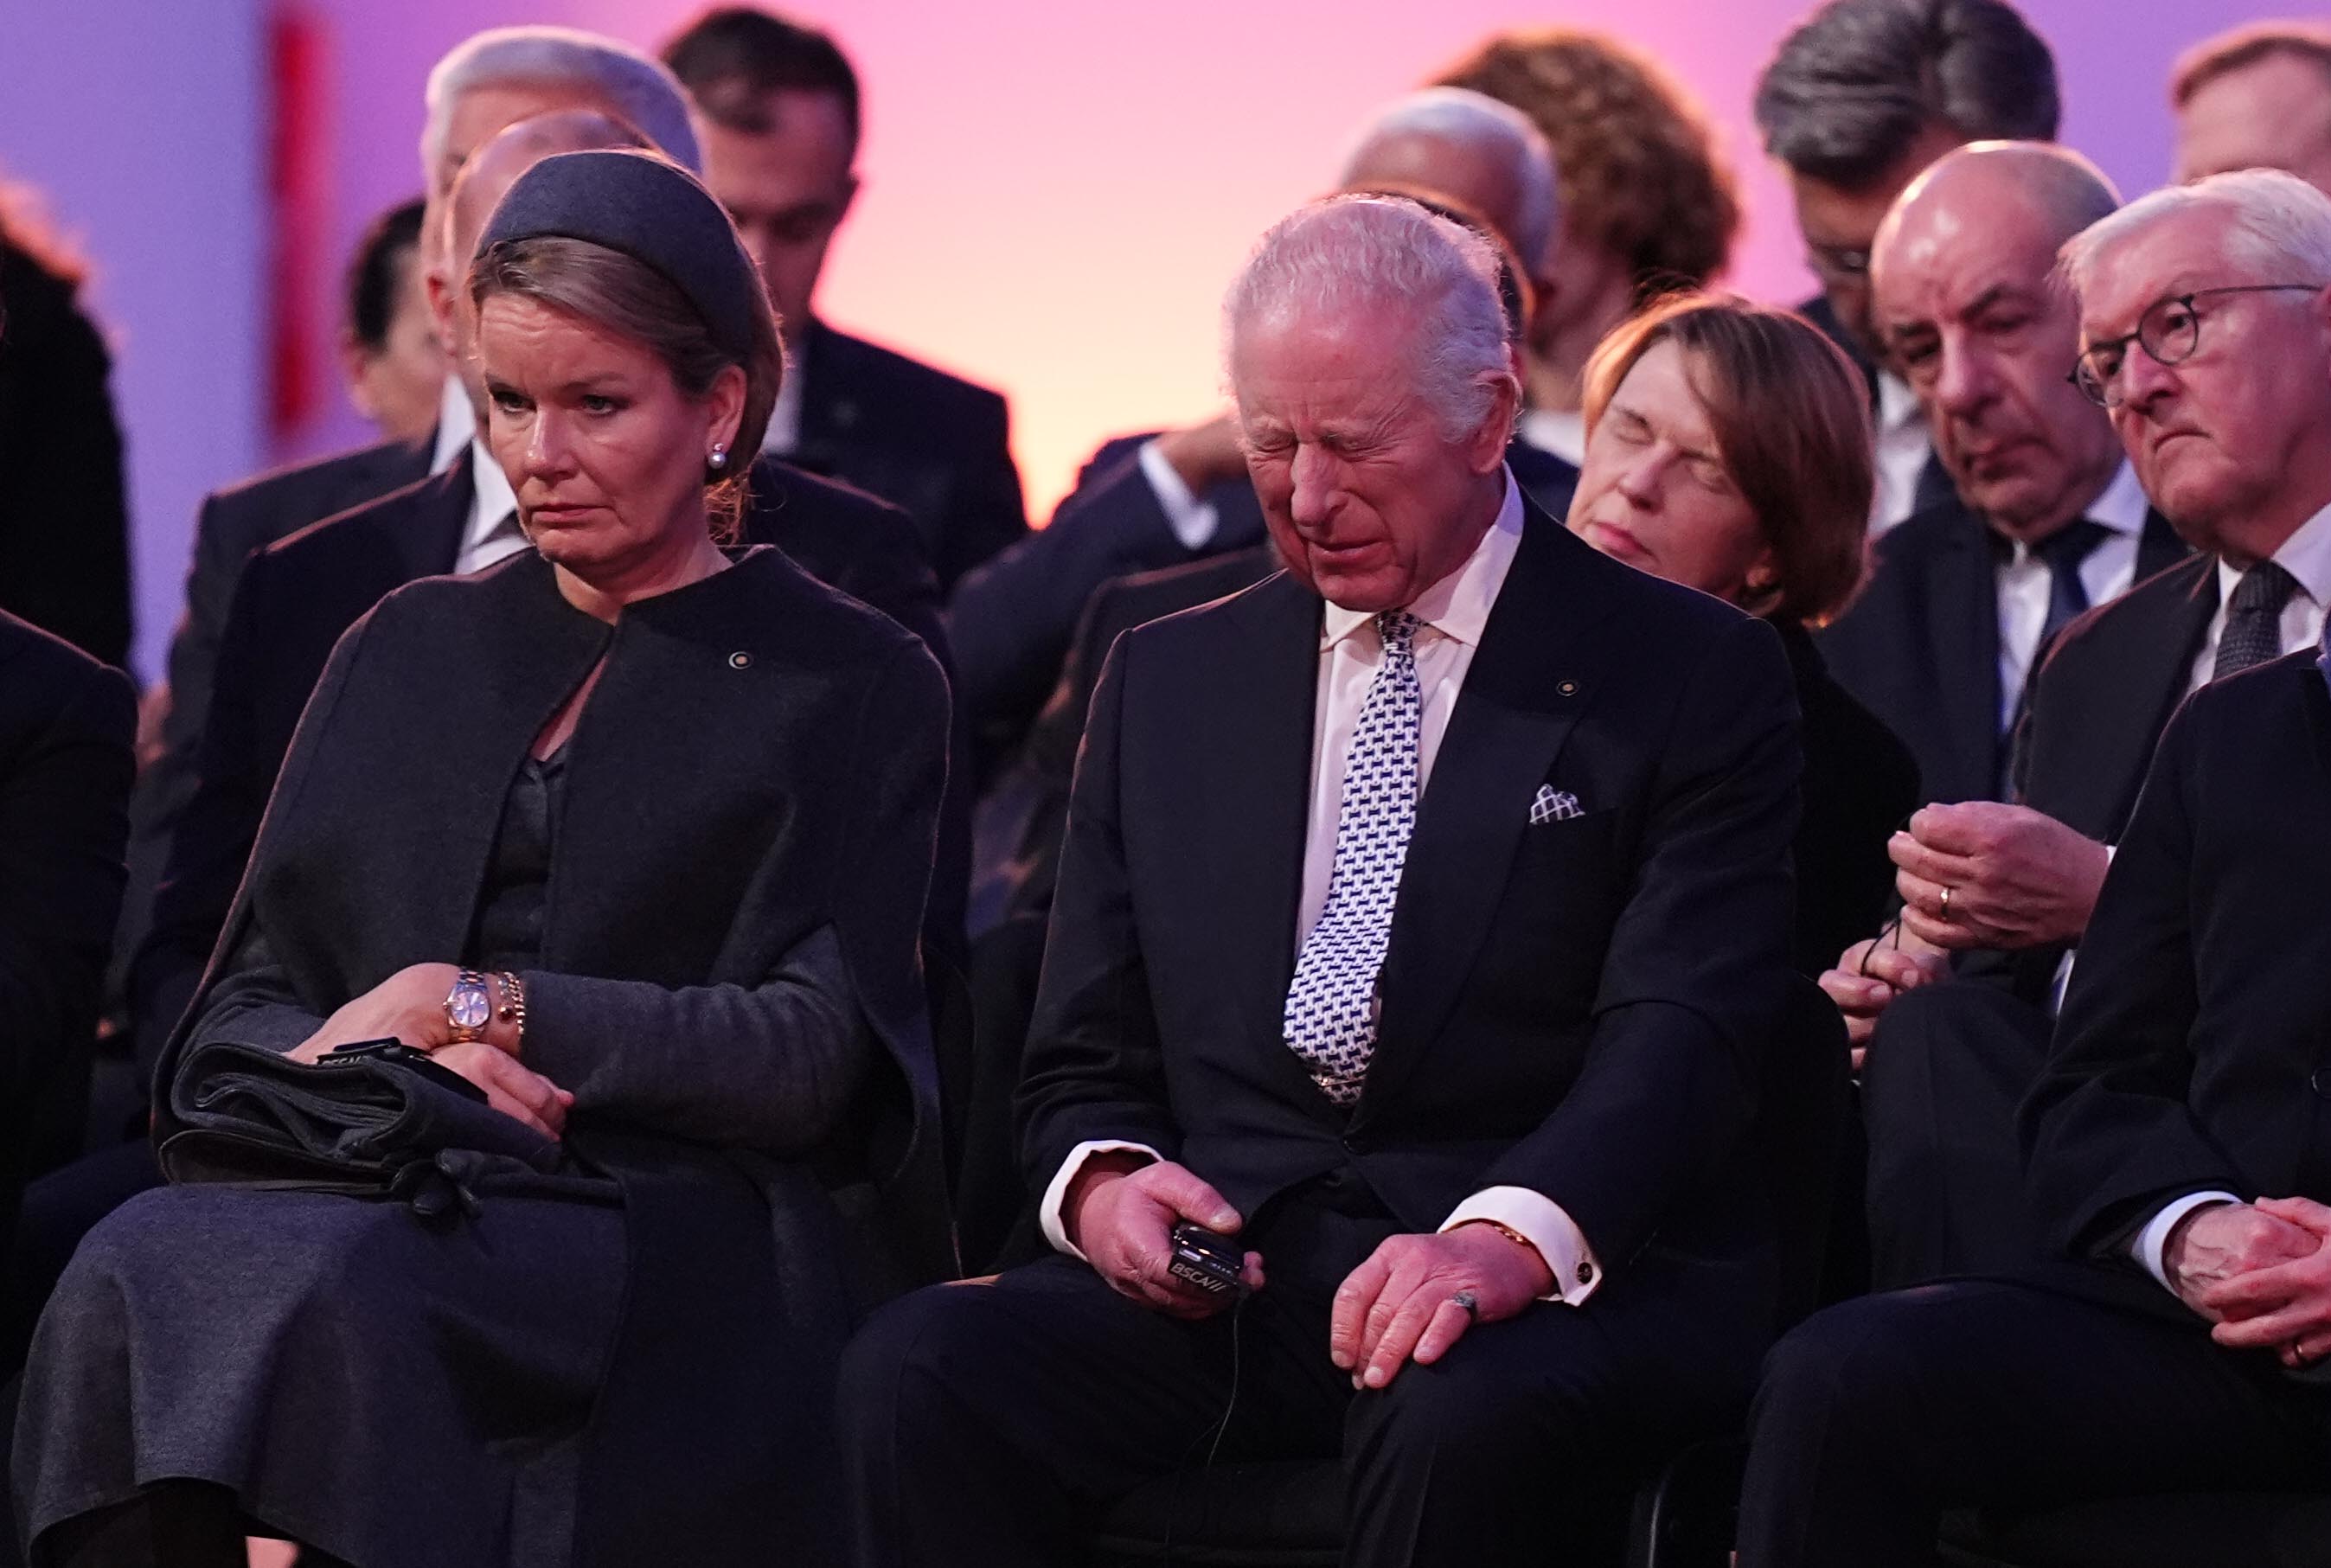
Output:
top-left (1737, 1277), bottom-right (2331, 1567)
top-left (837, 1181), bottom-right (1762, 1567)
top-left (1860, 978), bottom-right (2053, 1287)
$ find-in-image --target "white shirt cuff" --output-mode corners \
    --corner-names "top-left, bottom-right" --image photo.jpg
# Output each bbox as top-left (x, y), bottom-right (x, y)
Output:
top-left (2132, 1190), bottom-right (2244, 1294)
top-left (1137, 439), bottom-right (1220, 552)
top-left (1039, 1140), bottom-right (1165, 1260)
top-left (1443, 1187), bottom-right (1604, 1305)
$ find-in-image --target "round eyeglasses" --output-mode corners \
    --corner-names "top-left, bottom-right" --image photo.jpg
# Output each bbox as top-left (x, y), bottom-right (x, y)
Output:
top-left (2069, 283), bottom-right (2325, 408)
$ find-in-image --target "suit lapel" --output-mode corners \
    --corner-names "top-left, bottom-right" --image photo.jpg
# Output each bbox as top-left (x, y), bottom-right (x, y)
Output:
top-left (2066, 560), bottom-right (2218, 835)
top-left (391, 458), bottom-right (476, 583)
top-left (2134, 507), bottom-right (2189, 581)
top-left (1195, 573), bottom-right (1334, 1111)
top-left (1358, 510), bottom-right (1614, 1119)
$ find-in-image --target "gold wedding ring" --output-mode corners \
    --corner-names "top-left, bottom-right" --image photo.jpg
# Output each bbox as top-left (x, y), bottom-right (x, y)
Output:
top-left (1938, 886), bottom-right (1953, 919)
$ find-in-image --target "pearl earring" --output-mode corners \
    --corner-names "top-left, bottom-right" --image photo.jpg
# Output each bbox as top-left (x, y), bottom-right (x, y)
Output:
top-left (709, 444), bottom-right (729, 471)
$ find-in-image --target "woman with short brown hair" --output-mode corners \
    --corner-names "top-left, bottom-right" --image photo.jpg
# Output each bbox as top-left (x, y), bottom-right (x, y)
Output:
top-left (1569, 291), bottom-right (1918, 972)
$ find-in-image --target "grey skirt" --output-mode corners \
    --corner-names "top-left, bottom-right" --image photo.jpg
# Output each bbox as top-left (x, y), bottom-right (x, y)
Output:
top-left (12, 1175), bottom-right (625, 1568)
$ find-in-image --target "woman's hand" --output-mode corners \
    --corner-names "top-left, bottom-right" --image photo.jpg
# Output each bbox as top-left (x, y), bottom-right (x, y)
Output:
top-left (291, 963), bottom-right (511, 1063)
top-left (429, 1043), bottom-right (573, 1139)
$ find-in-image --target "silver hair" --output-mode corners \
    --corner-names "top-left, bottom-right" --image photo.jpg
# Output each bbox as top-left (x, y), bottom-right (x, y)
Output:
top-left (2060, 169), bottom-right (2331, 303)
top-left (1337, 87), bottom-right (1559, 276)
top-left (1755, 0), bottom-right (2059, 188)
top-left (1226, 195), bottom-right (1518, 444)
top-left (422, 28), bottom-right (702, 184)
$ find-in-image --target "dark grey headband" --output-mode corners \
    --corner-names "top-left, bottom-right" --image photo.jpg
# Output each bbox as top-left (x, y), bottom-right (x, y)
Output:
top-left (476, 148), bottom-right (759, 362)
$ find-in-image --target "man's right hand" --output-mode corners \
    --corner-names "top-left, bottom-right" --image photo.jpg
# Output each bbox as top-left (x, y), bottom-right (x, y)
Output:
top-left (2164, 1202), bottom-right (2319, 1322)
top-left (1153, 414), bottom-right (1247, 496)
top-left (1820, 931), bottom-right (1949, 1069)
top-left (1066, 1156), bottom-right (1265, 1320)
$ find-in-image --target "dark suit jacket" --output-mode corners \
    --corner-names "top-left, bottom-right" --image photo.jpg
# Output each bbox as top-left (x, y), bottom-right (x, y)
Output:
top-left (1017, 502), bottom-right (1803, 1313)
top-left (1820, 496), bottom-right (2187, 807)
top-left (0, 237), bottom-right (133, 671)
top-left (1783, 624), bottom-right (1920, 977)
top-left (0, 611), bottom-right (133, 1252)
top-left (950, 438), bottom-right (1580, 776)
top-left (2022, 650), bottom-right (2331, 1280)
top-left (791, 318), bottom-right (1026, 593)
top-left (129, 453), bottom-right (957, 1057)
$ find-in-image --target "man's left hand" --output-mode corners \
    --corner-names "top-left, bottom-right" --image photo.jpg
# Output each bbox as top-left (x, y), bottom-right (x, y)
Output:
top-left (1329, 1224), bottom-right (1553, 1391)
top-left (1890, 802), bottom-right (2110, 950)
top-left (2202, 1196), bottom-right (2331, 1368)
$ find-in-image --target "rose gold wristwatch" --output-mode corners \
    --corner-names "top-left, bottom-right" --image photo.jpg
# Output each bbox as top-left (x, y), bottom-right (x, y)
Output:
top-left (444, 969), bottom-right (494, 1045)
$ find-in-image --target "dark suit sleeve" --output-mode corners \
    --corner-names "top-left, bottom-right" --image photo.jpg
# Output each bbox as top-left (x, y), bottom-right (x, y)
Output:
top-left (0, 651), bottom-right (133, 1097)
top-left (1014, 635), bottom-right (1184, 1188)
top-left (2019, 690), bottom-right (2234, 1260)
top-left (945, 442), bottom-right (1188, 760)
top-left (128, 551), bottom-right (285, 1068)
top-left (1479, 614), bottom-right (1803, 1267)
top-left (522, 641), bottom-right (950, 1154)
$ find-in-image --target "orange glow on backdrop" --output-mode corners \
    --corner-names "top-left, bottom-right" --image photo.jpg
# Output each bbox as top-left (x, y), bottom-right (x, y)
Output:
top-left (295, 0), bottom-right (2210, 519)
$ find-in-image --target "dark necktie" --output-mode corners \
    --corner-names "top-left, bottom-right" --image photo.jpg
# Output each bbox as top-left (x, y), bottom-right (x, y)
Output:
top-left (2031, 519), bottom-right (2111, 648)
top-left (2212, 560), bottom-right (2300, 682)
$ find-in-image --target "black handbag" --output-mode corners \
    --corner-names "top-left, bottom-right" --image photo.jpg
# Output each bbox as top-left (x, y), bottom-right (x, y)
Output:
top-left (158, 1038), bottom-right (561, 1216)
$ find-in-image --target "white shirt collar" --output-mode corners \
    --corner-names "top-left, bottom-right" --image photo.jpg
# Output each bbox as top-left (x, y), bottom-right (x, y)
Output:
top-left (2000, 461), bottom-right (2149, 565)
top-left (464, 434), bottom-right (519, 554)
top-left (1517, 407), bottom-right (1585, 468)
top-left (1875, 371), bottom-right (1924, 438)
top-left (1322, 467), bottom-right (1523, 651)
top-left (430, 375), bottom-right (474, 474)
top-left (2214, 493), bottom-right (2331, 610)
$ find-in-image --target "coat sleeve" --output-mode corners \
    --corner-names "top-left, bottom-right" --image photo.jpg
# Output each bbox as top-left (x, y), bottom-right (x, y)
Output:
top-left (0, 650), bottom-right (133, 1098)
top-left (518, 639), bottom-right (951, 1155)
top-left (1012, 633), bottom-right (1185, 1191)
top-left (1478, 613), bottom-right (1803, 1268)
top-left (2019, 687), bottom-right (2233, 1260)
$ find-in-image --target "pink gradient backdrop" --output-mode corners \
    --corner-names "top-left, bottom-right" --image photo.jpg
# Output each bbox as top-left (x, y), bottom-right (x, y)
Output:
top-left (3, 0), bottom-right (2284, 679)
top-left (279, 0), bottom-right (2267, 520)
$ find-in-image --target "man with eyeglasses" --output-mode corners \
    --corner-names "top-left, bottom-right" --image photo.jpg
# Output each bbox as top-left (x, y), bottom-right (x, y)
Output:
top-left (1735, 169), bottom-right (2331, 1566)
top-left (1754, 0), bottom-right (2061, 531)
top-left (1815, 143), bottom-right (2187, 1290)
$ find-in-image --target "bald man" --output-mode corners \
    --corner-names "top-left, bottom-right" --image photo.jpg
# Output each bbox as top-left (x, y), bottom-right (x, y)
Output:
top-left (1819, 144), bottom-right (2195, 1288)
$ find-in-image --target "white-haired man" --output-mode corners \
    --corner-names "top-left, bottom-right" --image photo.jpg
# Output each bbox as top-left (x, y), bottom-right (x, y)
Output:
top-left (1738, 170), bottom-right (2331, 1565)
top-left (839, 195), bottom-right (1805, 1564)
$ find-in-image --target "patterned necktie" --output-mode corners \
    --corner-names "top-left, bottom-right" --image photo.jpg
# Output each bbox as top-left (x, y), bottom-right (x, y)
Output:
top-left (2212, 560), bottom-right (2298, 682)
top-left (1283, 611), bottom-right (1423, 1108)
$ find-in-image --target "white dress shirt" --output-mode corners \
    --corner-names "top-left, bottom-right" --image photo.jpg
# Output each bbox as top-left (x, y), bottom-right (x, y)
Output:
top-left (1994, 462), bottom-right (2152, 733)
top-left (1870, 372), bottom-right (1938, 534)
top-left (1039, 470), bottom-right (1604, 1307)
top-left (1517, 407), bottom-right (1585, 470)
top-left (430, 374), bottom-right (476, 476)
top-left (2118, 496), bottom-right (2331, 1295)
top-left (1135, 439), bottom-right (1220, 551)
top-left (432, 375), bottom-right (529, 574)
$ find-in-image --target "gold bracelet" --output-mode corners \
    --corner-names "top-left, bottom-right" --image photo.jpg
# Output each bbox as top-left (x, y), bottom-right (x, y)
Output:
top-left (492, 970), bottom-right (528, 1050)
top-left (1461, 1219), bottom-right (1534, 1252)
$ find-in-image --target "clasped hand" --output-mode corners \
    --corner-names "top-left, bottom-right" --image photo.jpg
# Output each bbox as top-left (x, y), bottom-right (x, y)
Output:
top-left (1067, 1158), bottom-right (1550, 1385)
top-left (286, 962), bottom-right (571, 1139)
top-left (1888, 802), bottom-right (2109, 951)
top-left (2168, 1199), bottom-right (2331, 1370)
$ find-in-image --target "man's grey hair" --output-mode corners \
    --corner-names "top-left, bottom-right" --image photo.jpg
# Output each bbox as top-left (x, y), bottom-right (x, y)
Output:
top-left (1755, 0), bottom-right (2059, 189)
top-left (423, 28), bottom-right (702, 182)
top-left (1226, 195), bottom-right (1517, 444)
top-left (1337, 87), bottom-right (1559, 276)
top-left (2059, 169), bottom-right (2331, 304)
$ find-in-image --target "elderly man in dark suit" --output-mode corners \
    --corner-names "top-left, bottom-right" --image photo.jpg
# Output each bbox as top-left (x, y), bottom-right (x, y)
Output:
top-left (1739, 170), bottom-right (2331, 1564)
top-left (839, 194), bottom-right (1803, 1565)
top-left (663, 7), bottom-right (1026, 593)
top-left (1822, 168), bottom-right (2331, 1288)
top-left (947, 87), bottom-right (1579, 783)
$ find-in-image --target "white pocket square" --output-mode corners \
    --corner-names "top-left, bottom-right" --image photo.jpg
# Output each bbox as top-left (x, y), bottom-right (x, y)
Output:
top-left (1530, 785), bottom-right (1583, 825)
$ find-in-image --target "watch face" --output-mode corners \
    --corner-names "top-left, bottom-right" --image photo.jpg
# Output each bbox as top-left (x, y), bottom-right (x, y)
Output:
top-left (449, 984), bottom-right (492, 1031)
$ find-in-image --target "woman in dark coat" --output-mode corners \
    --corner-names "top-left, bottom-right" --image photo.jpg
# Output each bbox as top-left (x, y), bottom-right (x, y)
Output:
top-left (1565, 292), bottom-right (1920, 977)
top-left (13, 150), bottom-right (950, 1568)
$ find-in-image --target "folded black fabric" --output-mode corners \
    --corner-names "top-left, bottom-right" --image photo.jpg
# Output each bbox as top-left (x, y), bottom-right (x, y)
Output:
top-left (159, 1040), bottom-right (560, 1213)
